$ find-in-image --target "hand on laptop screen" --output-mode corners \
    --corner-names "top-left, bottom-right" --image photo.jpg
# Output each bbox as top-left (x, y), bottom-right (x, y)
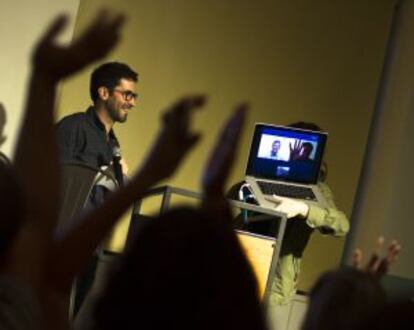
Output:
top-left (289, 139), bottom-right (316, 161)
top-left (247, 125), bottom-right (327, 184)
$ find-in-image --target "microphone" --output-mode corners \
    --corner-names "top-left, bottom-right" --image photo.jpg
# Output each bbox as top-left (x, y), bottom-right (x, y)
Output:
top-left (112, 145), bottom-right (124, 186)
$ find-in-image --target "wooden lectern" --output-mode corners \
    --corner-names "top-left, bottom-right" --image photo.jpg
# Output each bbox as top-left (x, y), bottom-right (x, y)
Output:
top-left (125, 185), bottom-right (287, 305)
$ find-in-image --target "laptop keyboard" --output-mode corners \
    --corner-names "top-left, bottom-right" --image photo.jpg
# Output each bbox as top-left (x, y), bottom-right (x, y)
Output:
top-left (257, 181), bottom-right (317, 201)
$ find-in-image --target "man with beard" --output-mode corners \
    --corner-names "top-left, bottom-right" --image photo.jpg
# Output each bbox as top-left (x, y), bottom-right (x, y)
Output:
top-left (56, 61), bottom-right (138, 315)
top-left (57, 61), bottom-right (137, 175)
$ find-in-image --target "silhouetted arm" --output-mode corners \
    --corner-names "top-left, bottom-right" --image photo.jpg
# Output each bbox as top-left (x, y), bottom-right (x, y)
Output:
top-left (48, 96), bottom-right (205, 291)
top-left (8, 10), bottom-right (124, 289)
top-left (201, 103), bottom-right (248, 212)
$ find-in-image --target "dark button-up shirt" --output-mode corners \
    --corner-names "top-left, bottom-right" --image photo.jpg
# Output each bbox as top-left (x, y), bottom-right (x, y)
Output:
top-left (57, 106), bottom-right (121, 210)
top-left (56, 106), bottom-right (119, 169)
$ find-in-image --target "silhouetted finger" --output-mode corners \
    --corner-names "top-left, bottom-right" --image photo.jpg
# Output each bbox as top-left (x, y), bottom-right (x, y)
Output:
top-left (41, 14), bottom-right (69, 42)
top-left (387, 240), bottom-right (401, 264)
top-left (221, 103), bottom-right (248, 142)
top-left (163, 95), bottom-right (206, 125)
top-left (366, 237), bottom-right (384, 273)
top-left (107, 12), bottom-right (126, 31)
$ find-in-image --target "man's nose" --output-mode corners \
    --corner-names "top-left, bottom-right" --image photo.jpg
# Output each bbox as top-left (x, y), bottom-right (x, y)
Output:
top-left (129, 98), bottom-right (136, 107)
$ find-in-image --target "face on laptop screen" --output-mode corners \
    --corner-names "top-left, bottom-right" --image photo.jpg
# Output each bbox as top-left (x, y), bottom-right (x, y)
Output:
top-left (246, 124), bottom-right (327, 184)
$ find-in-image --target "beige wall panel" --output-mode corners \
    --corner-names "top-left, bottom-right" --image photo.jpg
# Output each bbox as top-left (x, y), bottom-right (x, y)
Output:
top-left (0, 0), bottom-right (80, 157)
top-left (345, 0), bottom-right (414, 280)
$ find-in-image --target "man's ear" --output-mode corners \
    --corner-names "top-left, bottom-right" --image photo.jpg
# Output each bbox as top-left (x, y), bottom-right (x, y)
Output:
top-left (97, 86), bottom-right (110, 101)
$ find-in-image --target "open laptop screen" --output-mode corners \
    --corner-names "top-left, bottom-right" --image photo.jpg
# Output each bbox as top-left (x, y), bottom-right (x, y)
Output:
top-left (246, 124), bottom-right (327, 184)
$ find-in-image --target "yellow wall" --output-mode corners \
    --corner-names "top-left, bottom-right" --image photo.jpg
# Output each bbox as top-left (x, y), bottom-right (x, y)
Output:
top-left (58, 0), bottom-right (395, 292)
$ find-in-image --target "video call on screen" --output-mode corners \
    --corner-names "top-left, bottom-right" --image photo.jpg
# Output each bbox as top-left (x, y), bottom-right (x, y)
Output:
top-left (248, 127), bottom-right (325, 183)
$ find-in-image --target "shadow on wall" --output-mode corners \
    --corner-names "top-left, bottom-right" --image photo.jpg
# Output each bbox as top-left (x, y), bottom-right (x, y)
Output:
top-left (0, 103), bottom-right (10, 164)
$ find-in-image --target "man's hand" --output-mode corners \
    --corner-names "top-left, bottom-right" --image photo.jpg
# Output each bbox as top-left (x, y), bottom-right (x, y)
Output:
top-left (201, 103), bottom-right (248, 196)
top-left (33, 9), bottom-right (125, 81)
top-left (140, 95), bottom-right (206, 181)
top-left (352, 236), bottom-right (402, 278)
top-left (120, 157), bottom-right (129, 176)
top-left (289, 140), bottom-right (304, 161)
top-left (265, 194), bottom-right (309, 218)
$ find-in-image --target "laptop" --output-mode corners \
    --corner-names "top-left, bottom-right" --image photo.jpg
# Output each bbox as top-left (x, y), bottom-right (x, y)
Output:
top-left (245, 123), bottom-right (329, 209)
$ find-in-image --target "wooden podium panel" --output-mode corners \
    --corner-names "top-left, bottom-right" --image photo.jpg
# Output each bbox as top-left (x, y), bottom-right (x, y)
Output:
top-left (126, 186), bottom-right (287, 303)
top-left (236, 230), bottom-right (276, 299)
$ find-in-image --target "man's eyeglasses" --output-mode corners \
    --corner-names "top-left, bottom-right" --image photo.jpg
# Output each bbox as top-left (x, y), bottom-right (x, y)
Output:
top-left (112, 89), bottom-right (138, 101)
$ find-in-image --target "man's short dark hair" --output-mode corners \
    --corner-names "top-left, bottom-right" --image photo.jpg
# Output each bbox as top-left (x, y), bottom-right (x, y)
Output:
top-left (90, 62), bottom-right (138, 102)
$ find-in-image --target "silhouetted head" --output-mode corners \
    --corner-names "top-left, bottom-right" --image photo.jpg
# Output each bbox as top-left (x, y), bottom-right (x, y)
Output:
top-left (94, 207), bottom-right (267, 330)
top-left (302, 268), bottom-right (387, 330)
top-left (358, 300), bottom-right (414, 330)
